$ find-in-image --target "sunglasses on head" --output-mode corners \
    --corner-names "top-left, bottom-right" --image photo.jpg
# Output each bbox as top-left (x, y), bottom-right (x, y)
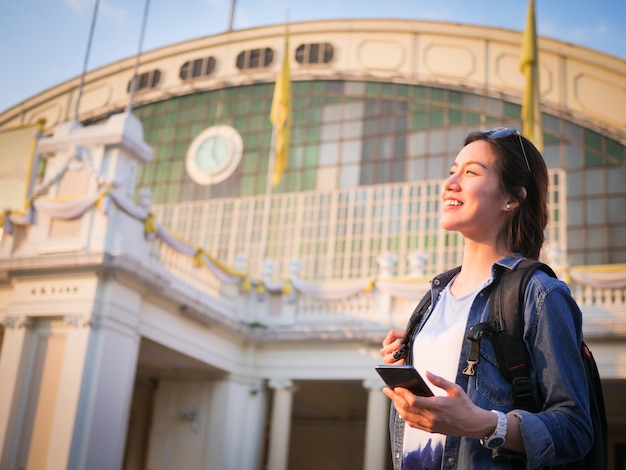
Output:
top-left (482, 127), bottom-right (531, 173)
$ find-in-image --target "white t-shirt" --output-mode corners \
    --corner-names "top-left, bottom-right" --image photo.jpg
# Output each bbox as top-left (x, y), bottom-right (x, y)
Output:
top-left (402, 277), bottom-right (491, 469)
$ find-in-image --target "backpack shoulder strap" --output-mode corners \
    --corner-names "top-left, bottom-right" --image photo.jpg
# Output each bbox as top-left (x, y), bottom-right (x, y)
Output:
top-left (490, 259), bottom-right (557, 409)
top-left (393, 290), bottom-right (432, 361)
top-left (394, 265), bottom-right (462, 361)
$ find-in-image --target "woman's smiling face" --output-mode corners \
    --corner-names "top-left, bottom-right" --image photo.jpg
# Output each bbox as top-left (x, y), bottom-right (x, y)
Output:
top-left (440, 139), bottom-right (511, 242)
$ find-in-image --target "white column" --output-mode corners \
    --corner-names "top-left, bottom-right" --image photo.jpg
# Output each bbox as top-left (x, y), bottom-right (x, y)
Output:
top-left (201, 375), bottom-right (267, 470)
top-left (45, 315), bottom-right (94, 470)
top-left (362, 378), bottom-right (390, 470)
top-left (0, 316), bottom-right (32, 467)
top-left (267, 379), bottom-right (294, 470)
top-left (66, 314), bottom-right (140, 470)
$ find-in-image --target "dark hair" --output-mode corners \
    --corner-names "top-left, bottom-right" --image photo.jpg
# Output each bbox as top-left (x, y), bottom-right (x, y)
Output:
top-left (464, 131), bottom-right (548, 260)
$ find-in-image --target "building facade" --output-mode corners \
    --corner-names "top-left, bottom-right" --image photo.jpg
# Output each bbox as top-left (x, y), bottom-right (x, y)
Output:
top-left (0, 19), bottom-right (625, 470)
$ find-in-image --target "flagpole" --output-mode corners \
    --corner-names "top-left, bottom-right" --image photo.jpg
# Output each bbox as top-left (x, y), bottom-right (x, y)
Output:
top-left (258, 18), bottom-right (290, 275)
top-left (228, 0), bottom-right (237, 31)
top-left (127, 0), bottom-right (151, 114)
top-left (73, 0), bottom-right (100, 122)
top-left (258, 125), bottom-right (277, 274)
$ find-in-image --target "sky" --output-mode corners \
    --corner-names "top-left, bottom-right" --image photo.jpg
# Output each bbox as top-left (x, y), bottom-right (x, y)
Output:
top-left (1, 0), bottom-right (625, 113)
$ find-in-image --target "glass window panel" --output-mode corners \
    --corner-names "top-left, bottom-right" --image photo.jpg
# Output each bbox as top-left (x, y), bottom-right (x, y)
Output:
top-left (431, 89), bottom-right (445, 102)
top-left (339, 164), bottom-right (359, 188)
top-left (343, 120), bottom-right (363, 140)
top-left (240, 175), bottom-right (256, 196)
top-left (395, 115), bottom-right (408, 132)
top-left (379, 136), bottom-right (393, 160)
top-left (325, 80), bottom-right (343, 93)
top-left (408, 131), bottom-right (426, 157)
top-left (543, 114), bottom-right (560, 133)
top-left (449, 90), bottom-right (463, 104)
top-left (464, 93), bottom-right (481, 110)
top-left (381, 99), bottom-right (393, 114)
top-left (504, 102), bottom-right (521, 119)
top-left (609, 227), bottom-right (626, 247)
top-left (585, 150), bottom-right (604, 167)
top-left (426, 155), bottom-right (446, 179)
top-left (303, 145), bottom-right (318, 167)
top-left (290, 146), bottom-right (304, 169)
top-left (306, 126), bottom-right (320, 142)
top-left (250, 99), bottom-right (265, 113)
top-left (377, 161), bottom-right (390, 183)
top-left (321, 122), bottom-right (341, 141)
top-left (344, 101), bottom-right (364, 120)
top-left (447, 127), bottom-right (465, 152)
top-left (363, 118), bottom-right (378, 136)
top-left (365, 99), bottom-right (378, 114)
top-left (306, 108), bottom-right (322, 124)
top-left (391, 160), bottom-right (405, 183)
top-left (242, 152), bottom-right (258, 172)
top-left (606, 138), bottom-right (624, 164)
top-left (316, 167), bottom-right (338, 191)
top-left (319, 142), bottom-right (340, 165)
top-left (586, 198), bottom-right (605, 224)
top-left (412, 113), bottom-right (427, 130)
top-left (407, 158), bottom-right (425, 182)
top-left (543, 144), bottom-right (560, 169)
top-left (341, 140), bottom-right (362, 164)
top-left (567, 200), bottom-right (584, 225)
top-left (608, 197), bottom-right (626, 223)
top-left (587, 227), bottom-right (606, 249)
top-left (584, 168), bottom-right (604, 196)
top-left (428, 129), bottom-right (445, 154)
top-left (359, 163), bottom-right (374, 185)
top-left (486, 98), bottom-right (503, 115)
top-left (449, 108), bottom-right (463, 125)
top-left (564, 144), bottom-right (583, 169)
top-left (291, 127), bottom-right (304, 145)
top-left (322, 103), bottom-right (343, 122)
top-left (345, 81), bottom-right (366, 95)
top-left (380, 117), bottom-right (392, 134)
top-left (412, 86), bottom-right (427, 99)
top-left (607, 168), bottom-right (623, 194)
top-left (302, 168), bottom-right (316, 190)
top-left (363, 138), bottom-right (375, 161)
top-left (394, 135), bottom-right (406, 157)
top-left (584, 129), bottom-right (603, 151)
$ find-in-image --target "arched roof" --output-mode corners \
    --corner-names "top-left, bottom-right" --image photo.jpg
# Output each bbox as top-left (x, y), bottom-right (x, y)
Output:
top-left (1, 19), bottom-right (625, 141)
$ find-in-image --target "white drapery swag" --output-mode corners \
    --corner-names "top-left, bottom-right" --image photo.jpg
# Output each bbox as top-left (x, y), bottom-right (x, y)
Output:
top-left (569, 268), bottom-right (626, 289)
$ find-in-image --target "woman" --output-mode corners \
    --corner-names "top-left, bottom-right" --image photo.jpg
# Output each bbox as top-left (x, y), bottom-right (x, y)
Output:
top-left (380, 128), bottom-right (593, 469)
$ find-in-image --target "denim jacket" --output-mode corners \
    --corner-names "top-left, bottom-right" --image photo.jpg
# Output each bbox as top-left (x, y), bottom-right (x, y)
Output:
top-left (389, 256), bottom-right (593, 470)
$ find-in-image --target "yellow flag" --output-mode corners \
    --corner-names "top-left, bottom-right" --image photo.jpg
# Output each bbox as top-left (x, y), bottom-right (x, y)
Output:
top-left (0, 121), bottom-right (43, 211)
top-left (269, 29), bottom-right (291, 187)
top-left (519, 0), bottom-right (543, 150)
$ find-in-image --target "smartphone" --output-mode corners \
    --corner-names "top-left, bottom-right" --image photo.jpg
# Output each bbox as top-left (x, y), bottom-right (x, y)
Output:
top-left (375, 365), bottom-right (434, 397)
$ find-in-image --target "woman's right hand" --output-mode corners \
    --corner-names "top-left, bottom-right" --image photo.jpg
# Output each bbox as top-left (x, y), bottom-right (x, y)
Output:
top-left (380, 330), bottom-right (407, 365)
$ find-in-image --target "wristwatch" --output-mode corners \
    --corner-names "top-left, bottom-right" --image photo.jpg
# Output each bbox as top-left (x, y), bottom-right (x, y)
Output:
top-left (480, 410), bottom-right (507, 449)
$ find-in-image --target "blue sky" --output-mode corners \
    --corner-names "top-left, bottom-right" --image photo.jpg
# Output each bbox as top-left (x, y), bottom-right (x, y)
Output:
top-left (1, 0), bottom-right (625, 113)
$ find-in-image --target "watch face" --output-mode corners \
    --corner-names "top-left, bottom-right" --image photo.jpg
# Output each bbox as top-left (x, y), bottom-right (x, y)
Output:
top-left (186, 125), bottom-right (243, 185)
top-left (486, 437), bottom-right (505, 448)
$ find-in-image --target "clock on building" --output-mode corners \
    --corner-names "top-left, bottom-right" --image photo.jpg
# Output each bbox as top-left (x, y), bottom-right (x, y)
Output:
top-left (185, 125), bottom-right (243, 185)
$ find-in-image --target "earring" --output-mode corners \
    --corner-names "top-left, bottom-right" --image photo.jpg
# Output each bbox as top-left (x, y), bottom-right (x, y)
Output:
top-left (506, 203), bottom-right (512, 209)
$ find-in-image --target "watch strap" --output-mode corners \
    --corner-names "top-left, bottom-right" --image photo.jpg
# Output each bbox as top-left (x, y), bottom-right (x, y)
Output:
top-left (480, 410), bottom-right (507, 449)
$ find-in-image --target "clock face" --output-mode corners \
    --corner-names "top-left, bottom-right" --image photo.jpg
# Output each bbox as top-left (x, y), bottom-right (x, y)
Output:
top-left (186, 125), bottom-right (243, 185)
top-left (195, 135), bottom-right (230, 173)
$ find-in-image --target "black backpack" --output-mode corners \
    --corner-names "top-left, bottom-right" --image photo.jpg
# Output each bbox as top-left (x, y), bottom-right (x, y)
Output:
top-left (394, 260), bottom-right (608, 469)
